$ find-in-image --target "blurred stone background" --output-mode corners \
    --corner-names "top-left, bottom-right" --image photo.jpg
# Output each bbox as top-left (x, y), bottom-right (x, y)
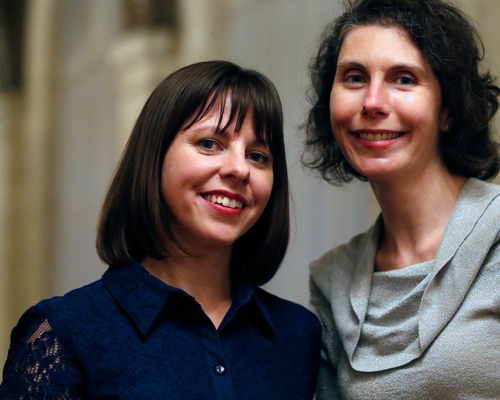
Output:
top-left (0, 0), bottom-right (498, 363)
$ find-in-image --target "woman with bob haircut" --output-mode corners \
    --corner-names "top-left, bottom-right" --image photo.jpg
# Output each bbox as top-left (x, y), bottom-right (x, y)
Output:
top-left (305, 0), bottom-right (500, 398)
top-left (1, 60), bottom-right (321, 399)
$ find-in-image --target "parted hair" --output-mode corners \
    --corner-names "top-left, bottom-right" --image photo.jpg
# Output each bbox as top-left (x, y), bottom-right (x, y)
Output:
top-left (304, 0), bottom-right (500, 183)
top-left (97, 60), bottom-right (289, 286)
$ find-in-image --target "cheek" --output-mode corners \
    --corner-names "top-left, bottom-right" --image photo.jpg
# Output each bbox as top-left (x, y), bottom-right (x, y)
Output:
top-left (329, 93), bottom-right (352, 150)
top-left (330, 89), bottom-right (358, 129)
top-left (394, 90), bottom-right (443, 127)
top-left (404, 102), bottom-right (441, 134)
top-left (161, 168), bottom-right (180, 210)
top-left (164, 153), bottom-right (212, 187)
top-left (254, 170), bottom-right (274, 206)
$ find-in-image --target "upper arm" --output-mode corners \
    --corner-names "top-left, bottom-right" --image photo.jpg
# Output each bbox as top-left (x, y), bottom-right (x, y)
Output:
top-left (1, 316), bottom-right (84, 399)
top-left (309, 269), bottom-right (342, 400)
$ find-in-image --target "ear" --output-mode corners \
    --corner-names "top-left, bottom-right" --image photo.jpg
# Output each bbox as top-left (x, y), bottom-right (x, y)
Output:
top-left (439, 108), bottom-right (452, 132)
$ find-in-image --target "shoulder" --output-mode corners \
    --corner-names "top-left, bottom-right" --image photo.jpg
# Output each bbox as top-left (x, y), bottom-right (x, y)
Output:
top-left (480, 180), bottom-right (500, 214)
top-left (465, 178), bottom-right (500, 195)
top-left (310, 223), bottom-right (376, 272)
top-left (451, 179), bottom-right (500, 243)
top-left (252, 287), bottom-right (321, 337)
top-left (1, 285), bottom-right (105, 396)
top-left (309, 219), bottom-right (379, 291)
top-left (13, 280), bottom-right (110, 345)
top-left (28, 279), bottom-right (108, 320)
top-left (461, 178), bottom-right (500, 211)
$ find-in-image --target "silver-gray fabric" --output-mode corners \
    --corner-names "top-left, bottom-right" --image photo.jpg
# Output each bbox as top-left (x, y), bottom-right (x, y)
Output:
top-left (310, 178), bottom-right (500, 399)
top-left (356, 261), bottom-right (432, 371)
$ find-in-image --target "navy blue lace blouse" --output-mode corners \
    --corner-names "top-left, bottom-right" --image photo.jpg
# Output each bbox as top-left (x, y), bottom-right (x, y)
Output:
top-left (1, 263), bottom-right (321, 399)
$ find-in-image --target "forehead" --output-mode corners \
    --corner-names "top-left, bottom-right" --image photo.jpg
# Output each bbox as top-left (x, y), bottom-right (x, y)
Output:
top-left (192, 99), bottom-right (252, 129)
top-left (188, 94), bottom-right (249, 128)
top-left (339, 25), bottom-right (429, 70)
top-left (185, 93), bottom-right (270, 145)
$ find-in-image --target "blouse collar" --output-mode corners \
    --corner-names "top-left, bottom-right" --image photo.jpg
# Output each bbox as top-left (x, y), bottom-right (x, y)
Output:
top-left (102, 262), bottom-right (276, 336)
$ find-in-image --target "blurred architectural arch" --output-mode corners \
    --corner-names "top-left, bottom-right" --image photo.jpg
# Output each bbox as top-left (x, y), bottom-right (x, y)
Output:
top-left (2, 0), bottom-right (498, 366)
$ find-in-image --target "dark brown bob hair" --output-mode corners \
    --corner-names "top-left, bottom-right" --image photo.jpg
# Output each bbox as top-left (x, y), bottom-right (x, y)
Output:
top-left (304, 0), bottom-right (500, 183)
top-left (97, 60), bottom-right (288, 286)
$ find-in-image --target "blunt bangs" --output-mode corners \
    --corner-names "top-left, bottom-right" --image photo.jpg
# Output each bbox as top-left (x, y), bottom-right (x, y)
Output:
top-left (182, 69), bottom-right (283, 158)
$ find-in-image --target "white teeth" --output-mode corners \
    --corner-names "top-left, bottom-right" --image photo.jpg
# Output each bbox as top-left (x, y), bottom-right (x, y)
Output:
top-left (203, 194), bottom-right (243, 209)
top-left (359, 132), bottom-right (403, 141)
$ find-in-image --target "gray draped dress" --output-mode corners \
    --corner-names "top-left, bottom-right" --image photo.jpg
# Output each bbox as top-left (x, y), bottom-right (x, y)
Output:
top-left (310, 178), bottom-right (500, 399)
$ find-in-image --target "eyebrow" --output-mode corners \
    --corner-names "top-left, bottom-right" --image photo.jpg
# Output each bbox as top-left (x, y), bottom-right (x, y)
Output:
top-left (187, 125), bottom-right (269, 147)
top-left (337, 60), bottom-right (428, 75)
top-left (188, 125), bottom-right (222, 135)
top-left (336, 60), bottom-right (364, 70)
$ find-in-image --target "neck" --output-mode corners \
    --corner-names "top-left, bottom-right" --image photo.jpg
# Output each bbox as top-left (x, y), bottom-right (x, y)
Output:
top-left (142, 246), bottom-right (233, 329)
top-left (370, 166), bottom-right (466, 271)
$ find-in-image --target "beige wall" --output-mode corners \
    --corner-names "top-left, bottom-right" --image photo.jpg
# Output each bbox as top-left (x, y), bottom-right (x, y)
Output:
top-left (2, 0), bottom-right (500, 365)
top-left (461, 0), bottom-right (500, 183)
top-left (0, 0), bottom-right (366, 364)
top-left (461, 0), bottom-right (500, 75)
top-left (0, 94), bottom-right (13, 368)
top-left (0, 0), bottom-right (57, 365)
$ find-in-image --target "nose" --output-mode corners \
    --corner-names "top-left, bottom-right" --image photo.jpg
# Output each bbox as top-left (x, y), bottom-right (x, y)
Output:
top-left (220, 149), bottom-right (250, 183)
top-left (362, 81), bottom-right (390, 117)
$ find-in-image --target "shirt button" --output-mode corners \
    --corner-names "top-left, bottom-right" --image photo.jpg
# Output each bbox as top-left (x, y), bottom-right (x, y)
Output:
top-left (214, 365), bottom-right (226, 375)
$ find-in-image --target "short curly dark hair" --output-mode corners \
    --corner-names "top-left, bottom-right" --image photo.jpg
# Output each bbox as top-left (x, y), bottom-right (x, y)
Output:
top-left (303, 0), bottom-right (500, 183)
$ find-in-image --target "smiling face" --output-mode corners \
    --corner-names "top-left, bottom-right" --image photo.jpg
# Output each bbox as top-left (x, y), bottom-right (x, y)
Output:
top-left (161, 99), bottom-right (274, 254)
top-left (330, 25), bottom-right (451, 182)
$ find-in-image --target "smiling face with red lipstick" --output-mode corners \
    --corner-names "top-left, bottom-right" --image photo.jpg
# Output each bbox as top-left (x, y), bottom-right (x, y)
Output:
top-left (97, 61), bottom-right (288, 286)
top-left (161, 101), bottom-right (274, 253)
top-left (330, 25), bottom-right (450, 182)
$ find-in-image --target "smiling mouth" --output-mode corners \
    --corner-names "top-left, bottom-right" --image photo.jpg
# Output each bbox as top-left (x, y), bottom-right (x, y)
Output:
top-left (357, 132), bottom-right (404, 141)
top-left (202, 194), bottom-right (244, 209)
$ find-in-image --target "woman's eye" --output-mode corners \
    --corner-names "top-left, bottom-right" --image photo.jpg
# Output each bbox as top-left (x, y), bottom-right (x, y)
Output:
top-left (344, 74), bottom-right (365, 84)
top-left (397, 75), bottom-right (415, 85)
top-left (248, 152), bottom-right (268, 163)
top-left (199, 139), bottom-right (216, 150)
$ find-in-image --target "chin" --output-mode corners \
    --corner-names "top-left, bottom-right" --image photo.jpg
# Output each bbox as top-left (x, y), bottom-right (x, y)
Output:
top-left (353, 160), bottom-right (401, 180)
top-left (204, 234), bottom-right (241, 249)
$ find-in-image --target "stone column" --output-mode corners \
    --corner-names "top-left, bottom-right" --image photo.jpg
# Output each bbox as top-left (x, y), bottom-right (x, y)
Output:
top-left (10, 0), bottom-right (56, 318)
top-left (0, 93), bottom-right (13, 364)
top-left (178, 0), bottom-right (223, 65)
top-left (107, 29), bottom-right (177, 154)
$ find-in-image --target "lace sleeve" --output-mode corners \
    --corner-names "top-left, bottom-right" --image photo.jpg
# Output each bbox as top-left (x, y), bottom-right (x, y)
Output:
top-left (1, 318), bottom-right (84, 399)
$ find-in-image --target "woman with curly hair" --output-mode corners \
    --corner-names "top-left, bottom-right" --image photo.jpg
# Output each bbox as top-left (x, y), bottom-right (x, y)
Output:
top-left (305, 0), bottom-right (500, 398)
